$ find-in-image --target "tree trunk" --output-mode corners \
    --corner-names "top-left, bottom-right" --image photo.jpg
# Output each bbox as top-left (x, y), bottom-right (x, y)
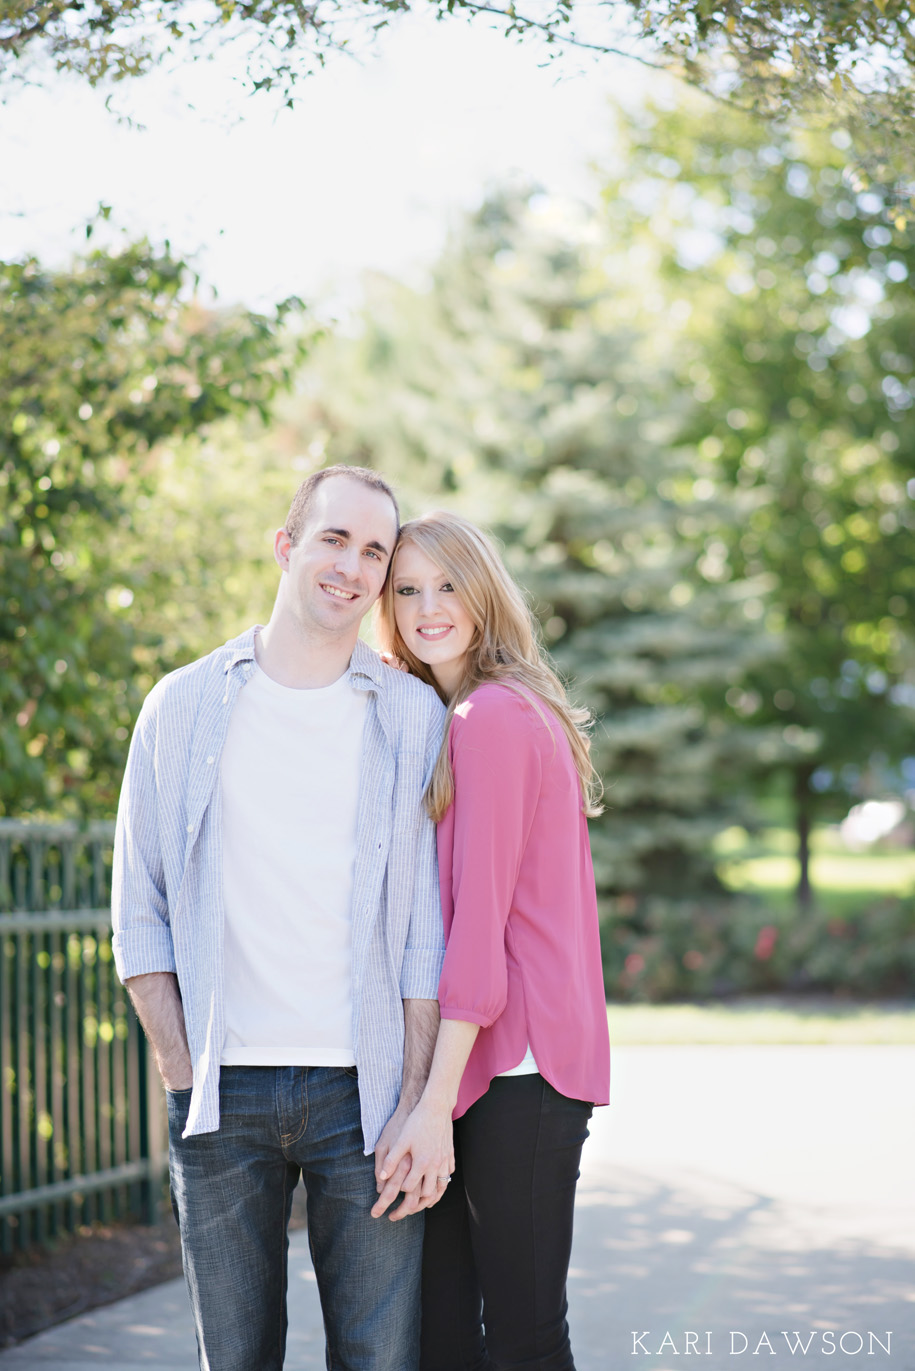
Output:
top-left (794, 764), bottom-right (814, 909)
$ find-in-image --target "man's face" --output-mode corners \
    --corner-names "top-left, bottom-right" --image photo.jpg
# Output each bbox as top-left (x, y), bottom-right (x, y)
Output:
top-left (276, 475), bottom-right (398, 640)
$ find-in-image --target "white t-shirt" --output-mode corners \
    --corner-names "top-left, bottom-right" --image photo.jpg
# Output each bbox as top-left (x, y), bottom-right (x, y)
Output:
top-left (219, 663), bottom-right (367, 1066)
top-left (498, 1045), bottom-right (539, 1078)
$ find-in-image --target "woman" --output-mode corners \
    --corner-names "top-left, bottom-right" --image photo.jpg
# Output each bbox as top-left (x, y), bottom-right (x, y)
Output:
top-left (375, 511), bottom-right (610, 1371)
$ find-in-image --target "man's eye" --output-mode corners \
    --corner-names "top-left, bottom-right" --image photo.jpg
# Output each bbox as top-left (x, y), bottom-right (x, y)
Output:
top-left (364, 549), bottom-right (381, 560)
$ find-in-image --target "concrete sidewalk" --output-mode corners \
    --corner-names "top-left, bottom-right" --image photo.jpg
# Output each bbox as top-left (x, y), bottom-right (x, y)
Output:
top-left (3, 1047), bottom-right (913, 1370)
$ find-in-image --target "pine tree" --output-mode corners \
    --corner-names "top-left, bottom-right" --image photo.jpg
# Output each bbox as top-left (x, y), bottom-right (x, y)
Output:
top-left (293, 188), bottom-right (779, 992)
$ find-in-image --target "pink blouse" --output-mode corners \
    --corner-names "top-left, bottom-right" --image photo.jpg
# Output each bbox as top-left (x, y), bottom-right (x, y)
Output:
top-left (436, 682), bottom-right (610, 1120)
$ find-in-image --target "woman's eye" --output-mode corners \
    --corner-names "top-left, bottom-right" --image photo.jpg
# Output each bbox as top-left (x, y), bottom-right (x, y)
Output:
top-left (395, 586), bottom-right (417, 596)
top-left (441, 583), bottom-right (454, 592)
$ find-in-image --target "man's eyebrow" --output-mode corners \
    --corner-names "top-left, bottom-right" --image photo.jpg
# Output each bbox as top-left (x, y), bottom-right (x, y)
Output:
top-left (323, 527), bottom-right (391, 558)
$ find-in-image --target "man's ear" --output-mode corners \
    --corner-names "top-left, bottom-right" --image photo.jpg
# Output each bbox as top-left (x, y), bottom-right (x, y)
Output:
top-left (274, 528), bottom-right (292, 570)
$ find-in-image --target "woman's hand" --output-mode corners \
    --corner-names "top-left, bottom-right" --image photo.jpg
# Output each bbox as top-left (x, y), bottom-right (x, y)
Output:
top-left (379, 651), bottom-right (410, 673)
top-left (371, 1100), bottom-right (455, 1221)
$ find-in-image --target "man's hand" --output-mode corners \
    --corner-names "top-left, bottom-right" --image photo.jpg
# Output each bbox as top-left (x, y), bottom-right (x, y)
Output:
top-left (371, 1099), bottom-right (454, 1222)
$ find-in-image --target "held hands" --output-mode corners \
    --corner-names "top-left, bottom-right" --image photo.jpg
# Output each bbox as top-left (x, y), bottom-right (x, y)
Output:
top-left (371, 1099), bottom-right (455, 1222)
top-left (372, 1013), bottom-right (474, 1220)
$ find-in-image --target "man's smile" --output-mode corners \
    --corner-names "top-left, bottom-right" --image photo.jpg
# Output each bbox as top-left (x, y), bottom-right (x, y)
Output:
top-left (320, 582), bottom-right (359, 601)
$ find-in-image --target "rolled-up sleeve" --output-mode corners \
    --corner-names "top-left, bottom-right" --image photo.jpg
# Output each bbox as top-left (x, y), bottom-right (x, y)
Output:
top-left (111, 698), bottom-right (176, 982)
top-left (438, 691), bottom-right (542, 1027)
top-left (399, 695), bottom-right (447, 999)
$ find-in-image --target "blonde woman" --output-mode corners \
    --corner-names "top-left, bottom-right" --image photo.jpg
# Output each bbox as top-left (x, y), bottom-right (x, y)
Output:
top-left (371, 511), bottom-right (610, 1371)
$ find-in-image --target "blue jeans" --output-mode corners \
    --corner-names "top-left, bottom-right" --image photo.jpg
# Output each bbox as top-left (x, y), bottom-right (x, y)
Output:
top-left (167, 1066), bottom-right (423, 1371)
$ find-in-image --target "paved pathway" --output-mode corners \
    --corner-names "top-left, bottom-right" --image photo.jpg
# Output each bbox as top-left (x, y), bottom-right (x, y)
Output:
top-left (3, 1047), bottom-right (913, 1370)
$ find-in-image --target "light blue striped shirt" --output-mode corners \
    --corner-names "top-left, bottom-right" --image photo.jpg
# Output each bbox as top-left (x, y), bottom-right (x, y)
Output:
top-left (111, 629), bottom-right (446, 1149)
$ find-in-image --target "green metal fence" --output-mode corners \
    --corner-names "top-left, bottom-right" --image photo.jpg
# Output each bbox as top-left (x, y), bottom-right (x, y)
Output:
top-left (0, 820), bottom-right (166, 1253)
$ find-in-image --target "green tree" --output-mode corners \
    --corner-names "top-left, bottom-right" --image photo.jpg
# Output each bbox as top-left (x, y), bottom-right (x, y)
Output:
top-left (288, 189), bottom-right (778, 940)
top-left (597, 98), bottom-right (915, 901)
top-left (0, 228), bottom-right (307, 817)
top-left (3, 3), bottom-right (915, 186)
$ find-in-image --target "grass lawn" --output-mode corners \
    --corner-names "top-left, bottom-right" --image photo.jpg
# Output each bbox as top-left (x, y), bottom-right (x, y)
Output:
top-left (713, 824), bottom-right (915, 918)
top-left (607, 825), bottom-right (915, 1041)
top-left (607, 999), bottom-right (915, 1044)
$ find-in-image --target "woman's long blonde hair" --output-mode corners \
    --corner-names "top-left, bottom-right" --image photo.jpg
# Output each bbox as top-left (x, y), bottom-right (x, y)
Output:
top-left (375, 511), bottom-right (603, 822)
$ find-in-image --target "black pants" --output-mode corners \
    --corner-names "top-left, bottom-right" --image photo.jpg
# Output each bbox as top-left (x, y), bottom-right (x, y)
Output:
top-left (420, 1073), bottom-right (593, 1371)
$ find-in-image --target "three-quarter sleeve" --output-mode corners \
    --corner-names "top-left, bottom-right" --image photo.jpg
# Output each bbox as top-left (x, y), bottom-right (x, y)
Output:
top-left (437, 688), bottom-right (544, 1028)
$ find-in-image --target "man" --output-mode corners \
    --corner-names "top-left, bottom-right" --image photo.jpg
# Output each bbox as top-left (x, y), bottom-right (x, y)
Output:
top-left (112, 465), bottom-right (447, 1371)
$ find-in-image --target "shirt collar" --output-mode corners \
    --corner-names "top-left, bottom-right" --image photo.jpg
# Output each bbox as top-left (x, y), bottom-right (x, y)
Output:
top-left (222, 626), bottom-right (260, 674)
top-left (221, 627), bottom-right (385, 689)
top-left (348, 636), bottom-right (386, 691)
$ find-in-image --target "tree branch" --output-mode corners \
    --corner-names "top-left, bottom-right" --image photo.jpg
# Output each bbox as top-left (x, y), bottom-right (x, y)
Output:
top-left (455, 0), bottom-right (667, 65)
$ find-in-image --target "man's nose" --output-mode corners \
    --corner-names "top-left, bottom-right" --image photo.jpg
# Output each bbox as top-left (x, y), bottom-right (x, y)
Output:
top-left (334, 545), bottom-right (362, 580)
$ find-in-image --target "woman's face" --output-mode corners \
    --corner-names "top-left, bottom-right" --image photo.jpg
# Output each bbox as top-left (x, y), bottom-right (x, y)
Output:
top-left (391, 542), bottom-right (476, 698)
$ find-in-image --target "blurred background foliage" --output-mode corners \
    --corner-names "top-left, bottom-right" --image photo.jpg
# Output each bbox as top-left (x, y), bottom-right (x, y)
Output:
top-left (0, 227), bottom-right (311, 815)
top-left (2, 92), bottom-right (914, 1001)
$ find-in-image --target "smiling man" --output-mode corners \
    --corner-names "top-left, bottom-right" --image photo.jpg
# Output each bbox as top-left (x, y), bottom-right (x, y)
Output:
top-left (111, 466), bottom-right (447, 1371)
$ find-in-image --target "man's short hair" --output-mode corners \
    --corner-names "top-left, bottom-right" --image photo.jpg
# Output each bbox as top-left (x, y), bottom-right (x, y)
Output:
top-left (285, 465), bottom-right (400, 546)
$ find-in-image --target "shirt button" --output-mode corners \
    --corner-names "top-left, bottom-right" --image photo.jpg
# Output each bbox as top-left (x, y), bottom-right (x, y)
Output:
top-left (206, 756), bottom-right (214, 765)
top-left (186, 824), bottom-right (193, 833)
